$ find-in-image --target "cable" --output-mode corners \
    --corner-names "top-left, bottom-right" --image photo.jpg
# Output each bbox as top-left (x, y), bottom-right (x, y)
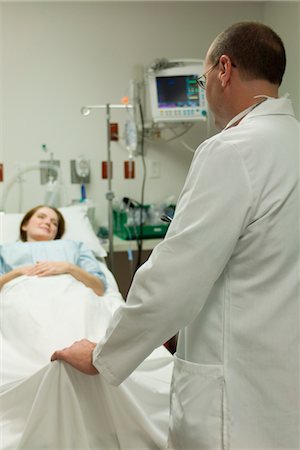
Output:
top-left (135, 101), bottom-right (146, 272)
top-left (0, 163), bottom-right (63, 212)
top-left (142, 122), bottom-right (195, 144)
top-left (163, 123), bottom-right (194, 142)
top-left (179, 140), bottom-right (196, 153)
top-left (124, 224), bottom-right (134, 277)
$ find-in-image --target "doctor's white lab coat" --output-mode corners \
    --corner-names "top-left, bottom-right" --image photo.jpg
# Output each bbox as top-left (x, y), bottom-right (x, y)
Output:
top-left (94, 97), bottom-right (299, 449)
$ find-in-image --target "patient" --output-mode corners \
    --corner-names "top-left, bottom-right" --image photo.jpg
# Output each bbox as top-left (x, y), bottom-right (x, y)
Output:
top-left (0, 204), bottom-right (106, 295)
top-left (0, 206), bottom-right (173, 450)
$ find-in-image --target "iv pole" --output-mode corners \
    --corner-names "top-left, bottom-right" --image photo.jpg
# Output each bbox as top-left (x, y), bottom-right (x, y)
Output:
top-left (81, 103), bottom-right (134, 272)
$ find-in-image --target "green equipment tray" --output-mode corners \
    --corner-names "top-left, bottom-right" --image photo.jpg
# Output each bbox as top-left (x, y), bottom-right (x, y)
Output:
top-left (113, 207), bottom-right (170, 240)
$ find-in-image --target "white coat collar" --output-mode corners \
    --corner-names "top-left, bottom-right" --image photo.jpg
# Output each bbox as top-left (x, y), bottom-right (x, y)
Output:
top-left (223, 96), bottom-right (295, 131)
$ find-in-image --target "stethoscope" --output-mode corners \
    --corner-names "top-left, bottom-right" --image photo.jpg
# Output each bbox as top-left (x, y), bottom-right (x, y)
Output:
top-left (160, 96), bottom-right (274, 225)
top-left (223, 95), bottom-right (270, 130)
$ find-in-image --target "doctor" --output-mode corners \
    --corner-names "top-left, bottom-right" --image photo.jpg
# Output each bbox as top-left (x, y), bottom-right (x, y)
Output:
top-left (52, 22), bottom-right (299, 449)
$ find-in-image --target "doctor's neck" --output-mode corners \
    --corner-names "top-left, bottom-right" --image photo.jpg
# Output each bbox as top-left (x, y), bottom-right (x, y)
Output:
top-left (222, 78), bottom-right (280, 129)
top-left (235, 74), bottom-right (279, 105)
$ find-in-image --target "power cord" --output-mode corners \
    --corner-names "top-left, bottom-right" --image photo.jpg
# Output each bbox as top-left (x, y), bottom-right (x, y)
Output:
top-left (135, 101), bottom-right (146, 271)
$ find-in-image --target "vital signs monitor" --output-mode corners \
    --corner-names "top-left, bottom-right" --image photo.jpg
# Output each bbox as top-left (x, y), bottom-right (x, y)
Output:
top-left (148, 60), bottom-right (207, 123)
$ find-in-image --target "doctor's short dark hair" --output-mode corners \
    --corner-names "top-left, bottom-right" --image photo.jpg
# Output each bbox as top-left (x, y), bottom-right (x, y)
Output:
top-left (209, 22), bottom-right (286, 86)
top-left (19, 205), bottom-right (65, 242)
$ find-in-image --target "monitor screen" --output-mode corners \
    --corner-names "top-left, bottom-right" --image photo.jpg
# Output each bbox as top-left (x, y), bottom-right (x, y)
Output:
top-left (156, 75), bottom-right (199, 109)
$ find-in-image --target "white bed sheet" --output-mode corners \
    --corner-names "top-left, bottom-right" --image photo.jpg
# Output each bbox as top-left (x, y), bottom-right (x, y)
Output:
top-left (0, 268), bottom-right (173, 449)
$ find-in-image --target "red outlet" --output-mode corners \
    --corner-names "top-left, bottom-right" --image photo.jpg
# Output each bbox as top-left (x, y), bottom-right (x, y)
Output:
top-left (110, 123), bottom-right (119, 141)
top-left (101, 161), bottom-right (113, 179)
top-left (0, 163), bottom-right (3, 182)
top-left (124, 160), bottom-right (135, 179)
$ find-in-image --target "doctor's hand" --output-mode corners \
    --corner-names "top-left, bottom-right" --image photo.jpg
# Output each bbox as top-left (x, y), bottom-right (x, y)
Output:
top-left (51, 339), bottom-right (99, 375)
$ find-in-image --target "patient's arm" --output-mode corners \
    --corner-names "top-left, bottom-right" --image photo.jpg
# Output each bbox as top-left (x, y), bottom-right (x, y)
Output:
top-left (51, 339), bottom-right (99, 375)
top-left (0, 265), bottom-right (36, 289)
top-left (28, 261), bottom-right (105, 296)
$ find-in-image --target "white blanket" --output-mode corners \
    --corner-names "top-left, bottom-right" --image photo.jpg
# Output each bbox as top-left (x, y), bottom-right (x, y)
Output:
top-left (0, 273), bottom-right (173, 449)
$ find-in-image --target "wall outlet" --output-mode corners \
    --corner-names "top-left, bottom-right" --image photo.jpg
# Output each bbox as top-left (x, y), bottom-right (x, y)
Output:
top-left (110, 123), bottom-right (119, 141)
top-left (149, 160), bottom-right (160, 178)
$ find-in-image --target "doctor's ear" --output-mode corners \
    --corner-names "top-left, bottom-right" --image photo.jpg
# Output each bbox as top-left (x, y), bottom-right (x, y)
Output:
top-left (218, 55), bottom-right (233, 87)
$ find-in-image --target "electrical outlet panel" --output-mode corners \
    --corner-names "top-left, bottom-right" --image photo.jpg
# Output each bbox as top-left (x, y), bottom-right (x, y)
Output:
top-left (149, 160), bottom-right (161, 178)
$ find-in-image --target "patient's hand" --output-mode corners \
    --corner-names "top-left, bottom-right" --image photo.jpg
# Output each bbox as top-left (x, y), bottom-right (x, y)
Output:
top-left (27, 261), bottom-right (70, 277)
top-left (27, 262), bottom-right (105, 296)
top-left (51, 339), bottom-right (99, 375)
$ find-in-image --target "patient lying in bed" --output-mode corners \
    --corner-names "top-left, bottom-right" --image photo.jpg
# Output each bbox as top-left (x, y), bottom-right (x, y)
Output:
top-left (0, 204), bottom-right (107, 295)
top-left (0, 205), bottom-right (173, 450)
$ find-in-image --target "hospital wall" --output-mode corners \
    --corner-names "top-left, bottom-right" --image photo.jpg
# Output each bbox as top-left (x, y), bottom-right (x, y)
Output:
top-left (263, 1), bottom-right (300, 120)
top-left (0, 1), bottom-right (298, 229)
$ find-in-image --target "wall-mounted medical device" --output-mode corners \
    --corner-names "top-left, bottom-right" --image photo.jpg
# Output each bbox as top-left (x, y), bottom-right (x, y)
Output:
top-left (147, 59), bottom-right (207, 123)
top-left (70, 156), bottom-right (90, 184)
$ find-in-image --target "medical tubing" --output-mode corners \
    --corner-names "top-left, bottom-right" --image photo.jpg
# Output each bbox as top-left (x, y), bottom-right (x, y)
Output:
top-left (81, 183), bottom-right (87, 202)
top-left (135, 101), bottom-right (146, 271)
top-left (163, 123), bottom-right (194, 142)
top-left (0, 163), bottom-right (62, 212)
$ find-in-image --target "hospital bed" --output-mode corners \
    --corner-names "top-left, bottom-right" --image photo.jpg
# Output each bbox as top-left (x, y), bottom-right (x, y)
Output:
top-left (0, 204), bottom-right (173, 450)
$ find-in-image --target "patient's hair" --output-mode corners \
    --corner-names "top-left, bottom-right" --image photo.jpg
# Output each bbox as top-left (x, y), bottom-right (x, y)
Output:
top-left (209, 22), bottom-right (286, 85)
top-left (20, 205), bottom-right (65, 241)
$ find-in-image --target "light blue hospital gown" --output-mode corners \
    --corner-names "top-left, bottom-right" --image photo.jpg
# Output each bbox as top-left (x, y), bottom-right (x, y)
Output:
top-left (0, 240), bottom-right (107, 290)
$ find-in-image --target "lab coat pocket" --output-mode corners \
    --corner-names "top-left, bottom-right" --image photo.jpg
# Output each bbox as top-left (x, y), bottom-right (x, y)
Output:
top-left (168, 354), bottom-right (225, 450)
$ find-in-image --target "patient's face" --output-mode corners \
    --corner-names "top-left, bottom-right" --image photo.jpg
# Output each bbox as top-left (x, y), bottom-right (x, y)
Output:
top-left (22, 207), bottom-right (59, 242)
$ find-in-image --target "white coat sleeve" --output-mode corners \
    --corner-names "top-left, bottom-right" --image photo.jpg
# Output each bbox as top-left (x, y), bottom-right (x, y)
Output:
top-left (93, 137), bottom-right (254, 385)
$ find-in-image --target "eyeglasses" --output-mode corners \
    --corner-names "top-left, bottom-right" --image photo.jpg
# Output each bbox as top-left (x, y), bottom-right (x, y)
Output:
top-left (196, 60), bottom-right (236, 90)
top-left (196, 62), bottom-right (219, 90)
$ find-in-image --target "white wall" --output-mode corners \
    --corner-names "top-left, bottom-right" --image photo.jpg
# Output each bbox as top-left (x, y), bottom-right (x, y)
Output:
top-left (263, 1), bottom-right (300, 119)
top-left (0, 1), bottom-right (297, 228)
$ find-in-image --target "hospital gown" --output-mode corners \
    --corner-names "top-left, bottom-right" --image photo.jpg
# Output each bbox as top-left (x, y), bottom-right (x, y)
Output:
top-left (0, 239), bottom-right (107, 289)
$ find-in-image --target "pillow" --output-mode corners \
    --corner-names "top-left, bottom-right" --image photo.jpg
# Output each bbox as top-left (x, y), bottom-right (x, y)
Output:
top-left (0, 204), bottom-right (107, 258)
top-left (59, 204), bottom-right (107, 257)
top-left (0, 212), bottom-right (23, 244)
